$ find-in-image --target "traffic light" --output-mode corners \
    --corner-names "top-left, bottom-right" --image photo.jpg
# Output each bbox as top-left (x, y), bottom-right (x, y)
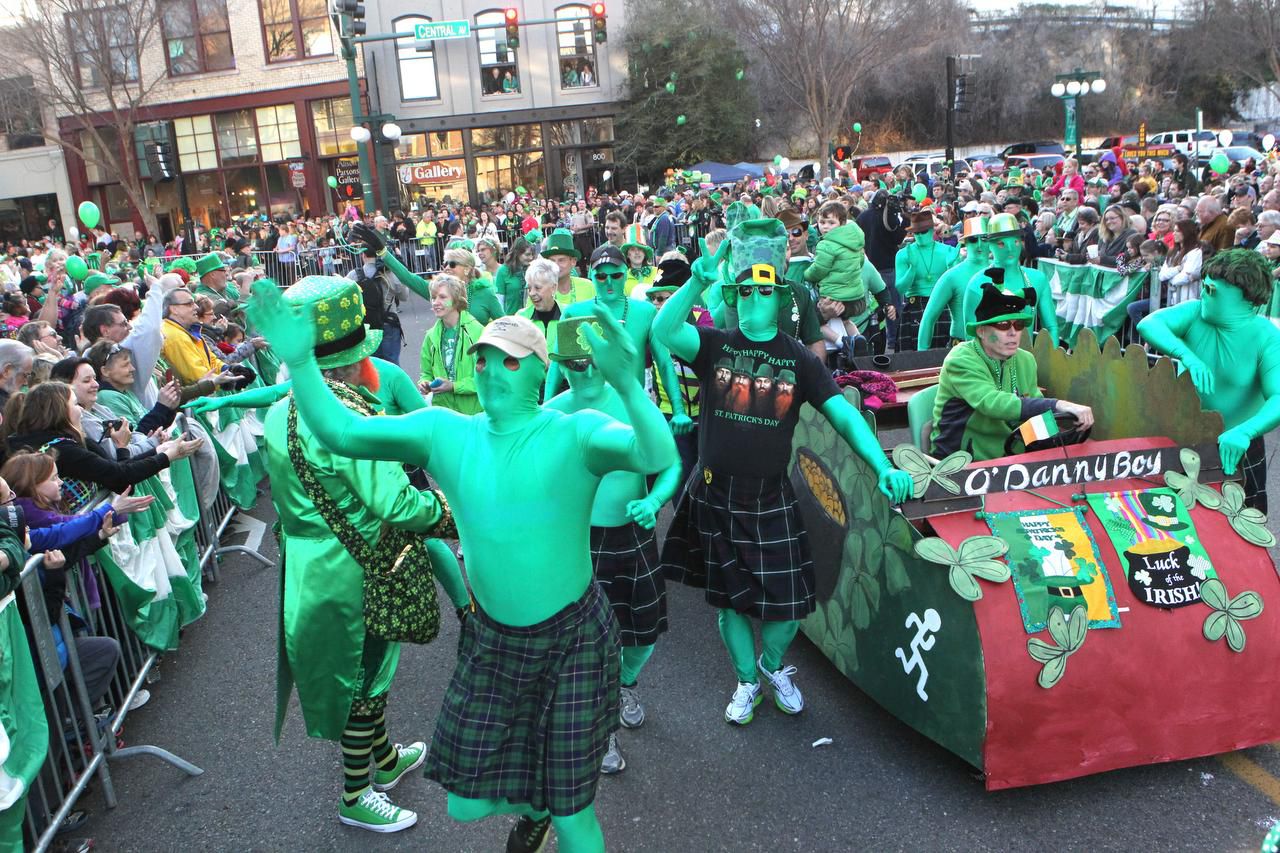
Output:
top-left (504, 8), bottom-right (519, 49)
top-left (832, 145), bottom-right (852, 162)
top-left (953, 74), bottom-right (969, 112)
top-left (590, 2), bottom-right (607, 43)
top-left (147, 140), bottom-right (175, 182)
top-left (335, 0), bottom-right (366, 38)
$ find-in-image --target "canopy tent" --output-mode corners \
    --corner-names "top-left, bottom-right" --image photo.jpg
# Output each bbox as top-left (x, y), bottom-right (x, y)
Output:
top-left (733, 162), bottom-right (766, 178)
top-left (688, 160), bottom-right (757, 184)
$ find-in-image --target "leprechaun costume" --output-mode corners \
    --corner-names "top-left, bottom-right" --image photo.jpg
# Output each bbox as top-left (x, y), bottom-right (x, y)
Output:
top-left (962, 213), bottom-right (1059, 345)
top-left (620, 224), bottom-right (657, 298)
top-left (896, 208), bottom-right (960, 351)
top-left (918, 216), bottom-right (990, 348)
top-left (262, 276), bottom-right (467, 833)
top-left (653, 219), bottom-right (913, 726)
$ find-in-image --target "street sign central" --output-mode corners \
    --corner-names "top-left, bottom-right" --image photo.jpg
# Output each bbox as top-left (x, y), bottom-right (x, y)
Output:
top-left (413, 20), bottom-right (470, 41)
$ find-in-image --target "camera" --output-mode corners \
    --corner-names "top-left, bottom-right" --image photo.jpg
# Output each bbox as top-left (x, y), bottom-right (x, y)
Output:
top-left (103, 418), bottom-right (124, 432)
top-left (0, 503), bottom-right (26, 537)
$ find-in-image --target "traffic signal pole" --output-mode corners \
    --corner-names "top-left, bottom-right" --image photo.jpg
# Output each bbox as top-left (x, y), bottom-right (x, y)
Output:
top-left (945, 55), bottom-right (956, 167)
top-left (341, 40), bottom-right (376, 213)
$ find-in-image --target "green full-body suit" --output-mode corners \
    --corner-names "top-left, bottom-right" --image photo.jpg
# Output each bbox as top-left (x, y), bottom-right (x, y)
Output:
top-left (184, 357), bottom-right (425, 418)
top-left (962, 233), bottom-right (1059, 344)
top-left (918, 239), bottom-right (990, 347)
top-left (248, 282), bottom-right (676, 853)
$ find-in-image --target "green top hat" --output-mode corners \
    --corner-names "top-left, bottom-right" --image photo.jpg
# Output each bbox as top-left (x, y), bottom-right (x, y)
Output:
top-left (984, 212), bottom-right (1023, 240)
top-left (548, 316), bottom-right (605, 362)
top-left (195, 252), bottom-right (226, 277)
top-left (731, 354), bottom-right (753, 375)
top-left (753, 362), bottom-right (775, 380)
top-left (83, 272), bottom-right (120, 294)
top-left (966, 274), bottom-right (1036, 335)
top-left (724, 201), bottom-right (752, 233)
top-left (620, 224), bottom-right (654, 263)
top-left (1137, 492), bottom-right (1188, 532)
top-left (1004, 167), bottom-right (1024, 187)
top-left (777, 368), bottom-right (796, 384)
top-left (727, 218), bottom-right (788, 281)
top-left (284, 275), bottom-right (382, 370)
top-left (541, 228), bottom-right (580, 260)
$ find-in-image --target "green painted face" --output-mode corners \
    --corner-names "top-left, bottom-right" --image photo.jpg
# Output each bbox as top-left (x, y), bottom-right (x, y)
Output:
top-left (737, 281), bottom-right (781, 339)
top-left (915, 228), bottom-right (934, 245)
top-left (965, 239), bottom-right (990, 266)
top-left (475, 344), bottom-right (545, 416)
top-left (591, 262), bottom-right (627, 301)
top-left (1199, 275), bottom-right (1253, 326)
top-left (987, 235), bottom-right (1022, 267)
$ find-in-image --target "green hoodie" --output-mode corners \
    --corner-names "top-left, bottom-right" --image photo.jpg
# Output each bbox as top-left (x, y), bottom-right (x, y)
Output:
top-left (468, 274), bottom-right (504, 325)
top-left (805, 220), bottom-right (867, 302)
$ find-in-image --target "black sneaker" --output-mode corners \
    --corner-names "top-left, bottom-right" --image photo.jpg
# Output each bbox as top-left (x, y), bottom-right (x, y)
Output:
top-left (506, 815), bottom-right (552, 853)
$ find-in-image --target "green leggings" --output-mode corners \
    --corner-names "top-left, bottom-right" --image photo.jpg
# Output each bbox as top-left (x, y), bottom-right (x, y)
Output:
top-left (717, 609), bottom-right (800, 683)
top-left (620, 644), bottom-right (654, 686)
top-left (446, 795), bottom-right (604, 853)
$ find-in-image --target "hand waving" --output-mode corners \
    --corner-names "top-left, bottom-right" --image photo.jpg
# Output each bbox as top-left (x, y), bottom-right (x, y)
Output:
top-left (246, 279), bottom-right (314, 366)
top-left (349, 222), bottom-right (386, 255)
top-left (580, 304), bottom-right (638, 393)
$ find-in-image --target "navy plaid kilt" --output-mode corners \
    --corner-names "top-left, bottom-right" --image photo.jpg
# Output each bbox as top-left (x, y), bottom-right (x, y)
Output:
top-left (660, 468), bottom-right (816, 622)
top-left (897, 295), bottom-right (949, 352)
top-left (590, 522), bottom-right (668, 647)
top-left (422, 583), bottom-right (620, 817)
top-left (1242, 435), bottom-right (1269, 514)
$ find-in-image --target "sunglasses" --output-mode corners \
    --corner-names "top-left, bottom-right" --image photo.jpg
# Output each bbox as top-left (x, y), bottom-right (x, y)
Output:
top-left (444, 260), bottom-right (463, 268)
top-left (788, 226), bottom-right (806, 237)
top-left (990, 320), bottom-right (1029, 331)
top-left (563, 358), bottom-right (592, 372)
top-left (596, 271), bottom-right (625, 281)
top-left (737, 285), bottom-right (775, 298)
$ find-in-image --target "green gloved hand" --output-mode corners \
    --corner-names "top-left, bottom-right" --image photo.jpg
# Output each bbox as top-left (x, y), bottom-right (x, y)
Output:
top-left (669, 412), bottom-right (694, 436)
top-left (184, 396), bottom-right (227, 415)
top-left (247, 279), bottom-right (315, 366)
top-left (879, 468), bottom-right (915, 504)
top-left (626, 496), bottom-right (661, 530)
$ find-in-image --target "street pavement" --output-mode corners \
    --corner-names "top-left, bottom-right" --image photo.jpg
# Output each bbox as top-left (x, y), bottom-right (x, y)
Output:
top-left (77, 293), bottom-right (1280, 852)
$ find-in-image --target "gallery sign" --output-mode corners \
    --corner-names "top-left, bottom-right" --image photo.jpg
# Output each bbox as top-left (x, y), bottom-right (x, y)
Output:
top-left (398, 161), bottom-right (465, 185)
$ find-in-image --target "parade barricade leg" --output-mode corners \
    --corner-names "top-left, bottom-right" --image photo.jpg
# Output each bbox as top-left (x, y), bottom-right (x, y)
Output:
top-left (189, 444), bottom-right (274, 585)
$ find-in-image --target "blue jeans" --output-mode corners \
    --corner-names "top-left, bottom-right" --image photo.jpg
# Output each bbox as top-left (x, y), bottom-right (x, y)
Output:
top-left (1127, 299), bottom-right (1150, 344)
top-left (375, 323), bottom-right (402, 365)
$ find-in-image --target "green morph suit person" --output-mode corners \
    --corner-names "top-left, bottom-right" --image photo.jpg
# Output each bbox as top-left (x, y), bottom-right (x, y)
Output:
top-left (248, 283), bottom-right (677, 853)
top-left (183, 356), bottom-right (425, 417)
top-left (963, 213), bottom-right (1059, 345)
top-left (653, 218), bottom-right (914, 727)
top-left (1138, 249), bottom-right (1280, 512)
top-left (546, 316), bottom-right (684, 777)
top-left (895, 208), bottom-right (960, 351)
top-left (542, 244), bottom-right (693, 435)
top-left (918, 216), bottom-right (991, 348)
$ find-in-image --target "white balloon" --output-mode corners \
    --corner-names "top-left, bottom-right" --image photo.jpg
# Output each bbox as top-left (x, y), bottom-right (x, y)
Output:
top-left (1218, 129), bottom-right (1233, 147)
top-left (779, 157), bottom-right (791, 171)
top-left (1264, 133), bottom-right (1276, 151)
top-left (66, 225), bottom-right (79, 241)
top-left (602, 170), bottom-right (613, 181)
top-left (350, 126), bottom-right (372, 143)
top-left (503, 191), bottom-right (516, 204)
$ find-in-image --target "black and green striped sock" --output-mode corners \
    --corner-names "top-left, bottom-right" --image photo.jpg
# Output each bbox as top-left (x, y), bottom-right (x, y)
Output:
top-left (371, 712), bottom-right (397, 772)
top-left (341, 713), bottom-right (376, 806)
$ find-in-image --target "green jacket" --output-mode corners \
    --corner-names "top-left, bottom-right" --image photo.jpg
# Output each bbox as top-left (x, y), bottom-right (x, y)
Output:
top-left (420, 311), bottom-right (484, 415)
top-left (805, 221), bottom-right (867, 302)
top-left (468, 274), bottom-right (504, 325)
top-left (930, 341), bottom-right (1056, 462)
top-left (494, 265), bottom-right (526, 315)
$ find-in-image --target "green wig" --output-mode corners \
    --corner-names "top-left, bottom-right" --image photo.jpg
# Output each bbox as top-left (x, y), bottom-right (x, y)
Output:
top-left (1202, 248), bottom-right (1275, 307)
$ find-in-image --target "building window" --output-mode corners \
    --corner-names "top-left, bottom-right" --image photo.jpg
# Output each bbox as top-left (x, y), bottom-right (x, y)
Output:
top-left (476, 10), bottom-right (519, 95)
top-left (555, 5), bottom-right (597, 90)
top-left (67, 8), bottom-right (140, 88)
top-left (159, 0), bottom-right (233, 76)
top-left (255, 104), bottom-right (301, 162)
top-left (174, 116), bottom-right (217, 172)
top-left (81, 128), bottom-right (122, 184)
top-left (259, 0), bottom-right (332, 63)
top-left (393, 16), bottom-right (440, 101)
top-left (0, 77), bottom-right (43, 150)
top-left (312, 97), bottom-right (357, 157)
top-left (216, 110), bottom-right (258, 166)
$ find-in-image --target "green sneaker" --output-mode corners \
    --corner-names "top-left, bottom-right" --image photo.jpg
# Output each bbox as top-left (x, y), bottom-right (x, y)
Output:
top-left (372, 741), bottom-right (427, 792)
top-left (338, 789), bottom-right (417, 833)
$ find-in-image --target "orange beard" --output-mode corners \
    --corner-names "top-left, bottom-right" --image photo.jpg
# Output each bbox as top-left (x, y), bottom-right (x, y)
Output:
top-left (356, 357), bottom-right (380, 393)
top-left (773, 390), bottom-right (795, 420)
top-left (727, 383), bottom-right (751, 413)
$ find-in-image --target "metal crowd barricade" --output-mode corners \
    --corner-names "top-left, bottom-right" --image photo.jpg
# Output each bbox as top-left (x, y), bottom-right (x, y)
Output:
top-left (188, 431), bottom-right (274, 584)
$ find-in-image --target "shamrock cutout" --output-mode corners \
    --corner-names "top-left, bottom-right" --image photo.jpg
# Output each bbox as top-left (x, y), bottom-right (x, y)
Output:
top-left (914, 535), bottom-right (1010, 601)
top-left (1163, 448), bottom-right (1222, 510)
top-left (1133, 568), bottom-right (1152, 587)
top-left (1027, 604), bottom-right (1088, 688)
top-left (1151, 493), bottom-right (1174, 514)
top-left (1187, 553), bottom-right (1210, 580)
top-left (1212, 481), bottom-right (1276, 548)
top-left (892, 444), bottom-right (972, 498)
top-left (1200, 577), bottom-right (1264, 652)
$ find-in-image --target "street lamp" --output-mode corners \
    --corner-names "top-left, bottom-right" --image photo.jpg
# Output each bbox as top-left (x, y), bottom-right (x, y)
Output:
top-left (1049, 68), bottom-right (1106, 160)
top-left (350, 125), bottom-right (372, 144)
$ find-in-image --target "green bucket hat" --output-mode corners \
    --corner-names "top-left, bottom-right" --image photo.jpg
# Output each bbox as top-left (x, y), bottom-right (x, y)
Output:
top-left (731, 354), bottom-right (753, 375)
top-left (753, 362), bottom-right (775, 381)
top-left (284, 275), bottom-right (382, 370)
top-left (715, 356), bottom-right (733, 373)
top-left (777, 368), bottom-right (796, 385)
top-left (195, 252), bottom-right (226, 277)
top-left (548, 315), bottom-right (605, 363)
top-left (541, 228), bottom-right (580, 260)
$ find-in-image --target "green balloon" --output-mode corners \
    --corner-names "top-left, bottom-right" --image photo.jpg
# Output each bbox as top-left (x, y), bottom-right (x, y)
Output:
top-left (65, 255), bottom-right (88, 282)
top-left (669, 72), bottom-right (677, 81)
top-left (912, 182), bottom-right (928, 202)
top-left (735, 69), bottom-right (744, 80)
top-left (676, 115), bottom-right (687, 126)
top-left (853, 122), bottom-right (863, 133)
top-left (665, 82), bottom-right (676, 94)
top-left (326, 176), bottom-right (338, 189)
top-left (77, 200), bottom-right (100, 230)
top-left (1209, 151), bottom-right (1230, 174)
top-left (773, 155), bottom-right (783, 166)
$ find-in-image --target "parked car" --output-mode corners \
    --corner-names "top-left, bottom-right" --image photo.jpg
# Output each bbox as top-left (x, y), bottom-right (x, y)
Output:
top-left (999, 141), bottom-right (1066, 159)
top-left (965, 152), bottom-right (1005, 174)
top-left (1146, 129), bottom-right (1217, 159)
top-left (902, 154), bottom-right (971, 178)
top-left (849, 155), bottom-right (893, 177)
top-left (1208, 145), bottom-right (1266, 164)
top-left (1096, 135), bottom-right (1138, 150)
top-left (1005, 153), bottom-right (1066, 172)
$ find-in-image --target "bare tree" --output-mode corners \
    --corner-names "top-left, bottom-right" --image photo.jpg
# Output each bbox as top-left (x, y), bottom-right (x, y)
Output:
top-left (1184, 0), bottom-right (1280, 110)
top-left (3, 0), bottom-right (167, 235)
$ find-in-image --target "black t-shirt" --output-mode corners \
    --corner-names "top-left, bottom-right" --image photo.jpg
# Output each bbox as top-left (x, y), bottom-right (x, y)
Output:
top-left (693, 327), bottom-right (840, 477)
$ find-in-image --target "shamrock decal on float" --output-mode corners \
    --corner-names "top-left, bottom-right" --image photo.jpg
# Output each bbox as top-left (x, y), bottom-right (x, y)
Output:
top-left (1163, 448), bottom-right (1222, 510)
top-left (1027, 604), bottom-right (1088, 689)
top-left (892, 444), bottom-right (972, 498)
top-left (913, 535), bottom-right (1011, 601)
top-left (1212, 481), bottom-right (1276, 547)
top-left (1200, 577), bottom-right (1264, 652)
top-left (1133, 568), bottom-right (1152, 587)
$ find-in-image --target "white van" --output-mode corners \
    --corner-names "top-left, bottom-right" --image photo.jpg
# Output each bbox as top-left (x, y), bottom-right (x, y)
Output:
top-left (1146, 129), bottom-right (1217, 158)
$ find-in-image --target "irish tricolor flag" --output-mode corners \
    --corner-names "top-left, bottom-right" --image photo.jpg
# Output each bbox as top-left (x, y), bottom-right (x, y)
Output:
top-left (1019, 411), bottom-right (1059, 446)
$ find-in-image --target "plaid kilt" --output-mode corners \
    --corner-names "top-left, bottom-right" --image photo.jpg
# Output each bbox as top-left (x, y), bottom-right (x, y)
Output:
top-left (591, 522), bottom-right (668, 647)
top-left (1242, 435), bottom-right (1269, 514)
top-left (660, 468), bottom-right (816, 622)
top-left (422, 583), bottom-right (619, 817)
top-left (897, 295), bottom-right (949, 352)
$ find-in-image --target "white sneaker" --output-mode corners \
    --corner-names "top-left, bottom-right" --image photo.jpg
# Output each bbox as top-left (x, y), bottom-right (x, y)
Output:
top-left (757, 657), bottom-right (804, 715)
top-left (724, 681), bottom-right (762, 726)
top-left (338, 788), bottom-right (418, 833)
top-left (128, 689), bottom-right (151, 711)
top-left (619, 685), bottom-right (645, 729)
top-left (599, 733), bottom-right (626, 774)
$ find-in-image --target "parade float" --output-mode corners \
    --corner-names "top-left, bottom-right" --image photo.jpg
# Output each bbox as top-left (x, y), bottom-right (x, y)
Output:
top-left (792, 330), bottom-right (1280, 790)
